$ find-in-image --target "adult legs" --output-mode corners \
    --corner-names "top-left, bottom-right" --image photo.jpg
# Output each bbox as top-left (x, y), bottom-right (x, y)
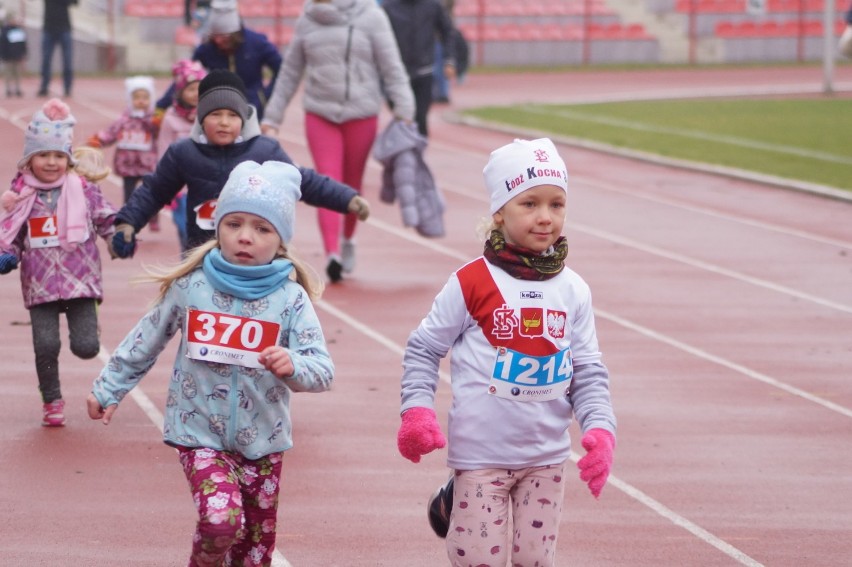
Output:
top-left (59, 30), bottom-right (74, 96)
top-left (339, 115), bottom-right (377, 241)
top-left (410, 74), bottom-right (434, 138)
top-left (304, 112), bottom-right (345, 260)
top-left (39, 32), bottom-right (59, 95)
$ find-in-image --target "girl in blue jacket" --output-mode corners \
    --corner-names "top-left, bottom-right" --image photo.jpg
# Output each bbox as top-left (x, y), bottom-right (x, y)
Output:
top-left (89, 160), bottom-right (334, 566)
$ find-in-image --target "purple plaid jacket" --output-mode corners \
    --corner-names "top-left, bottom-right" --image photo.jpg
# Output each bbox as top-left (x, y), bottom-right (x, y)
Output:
top-left (4, 172), bottom-right (118, 309)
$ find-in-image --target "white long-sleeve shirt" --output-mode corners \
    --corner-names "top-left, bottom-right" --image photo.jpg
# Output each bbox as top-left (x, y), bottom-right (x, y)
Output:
top-left (401, 257), bottom-right (616, 470)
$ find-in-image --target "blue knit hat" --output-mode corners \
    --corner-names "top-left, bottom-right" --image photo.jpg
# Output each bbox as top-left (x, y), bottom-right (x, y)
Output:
top-left (215, 161), bottom-right (302, 244)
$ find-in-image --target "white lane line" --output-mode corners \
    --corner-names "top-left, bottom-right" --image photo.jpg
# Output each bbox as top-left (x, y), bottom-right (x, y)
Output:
top-left (575, 178), bottom-right (852, 250)
top-left (313, 286), bottom-right (765, 567)
top-left (96, 348), bottom-right (293, 567)
top-left (573, 221), bottom-right (852, 315)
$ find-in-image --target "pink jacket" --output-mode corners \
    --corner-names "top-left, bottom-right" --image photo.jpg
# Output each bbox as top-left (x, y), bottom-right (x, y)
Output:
top-left (93, 111), bottom-right (159, 177)
top-left (4, 172), bottom-right (117, 309)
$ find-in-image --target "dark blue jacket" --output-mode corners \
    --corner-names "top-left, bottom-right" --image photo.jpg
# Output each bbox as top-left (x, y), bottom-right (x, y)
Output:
top-left (156, 27), bottom-right (282, 120)
top-left (382, 0), bottom-right (454, 79)
top-left (116, 111), bottom-right (356, 248)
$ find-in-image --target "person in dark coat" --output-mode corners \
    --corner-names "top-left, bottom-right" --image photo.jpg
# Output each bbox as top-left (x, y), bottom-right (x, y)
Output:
top-left (37, 0), bottom-right (76, 97)
top-left (382, 0), bottom-right (455, 137)
top-left (156, 0), bottom-right (281, 121)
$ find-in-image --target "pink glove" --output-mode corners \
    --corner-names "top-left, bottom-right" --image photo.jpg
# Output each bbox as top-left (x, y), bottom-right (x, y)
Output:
top-left (577, 428), bottom-right (615, 499)
top-left (397, 407), bottom-right (447, 463)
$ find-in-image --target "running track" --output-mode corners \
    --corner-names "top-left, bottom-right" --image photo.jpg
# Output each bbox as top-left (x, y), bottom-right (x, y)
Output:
top-left (1, 65), bottom-right (851, 566)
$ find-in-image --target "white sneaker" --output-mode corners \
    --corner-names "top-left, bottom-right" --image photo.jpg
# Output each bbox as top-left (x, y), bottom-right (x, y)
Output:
top-left (341, 239), bottom-right (356, 273)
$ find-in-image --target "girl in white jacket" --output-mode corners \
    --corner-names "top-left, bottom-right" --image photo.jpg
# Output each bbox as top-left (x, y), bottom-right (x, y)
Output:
top-left (397, 138), bottom-right (616, 567)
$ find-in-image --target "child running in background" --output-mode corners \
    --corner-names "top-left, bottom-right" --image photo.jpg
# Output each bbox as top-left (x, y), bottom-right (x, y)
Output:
top-left (87, 76), bottom-right (161, 230)
top-left (396, 138), bottom-right (617, 566)
top-left (0, 99), bottom-right (118, 427)
top-left (88, 160), bottom-right (334, 566)
top-left (158, 59), bottom-right (207, 253)
top-left (110, 69), bottom-right (369, 259)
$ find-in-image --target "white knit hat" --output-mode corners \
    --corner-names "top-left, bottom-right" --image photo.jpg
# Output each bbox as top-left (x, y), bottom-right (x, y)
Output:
top-left (483, 138), bottom-right (568, 214)
top-left (125, 75), bottom-right (155, 112)
top-left (215, 161), bottom-right (302, 244)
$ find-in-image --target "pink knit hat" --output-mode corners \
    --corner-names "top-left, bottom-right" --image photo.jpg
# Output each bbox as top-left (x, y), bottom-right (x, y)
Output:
top-left (172, 59), bottom-right (207, 97)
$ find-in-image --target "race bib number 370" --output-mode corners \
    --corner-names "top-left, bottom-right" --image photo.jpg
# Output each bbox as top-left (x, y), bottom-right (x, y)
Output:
top-left (489, 346), bottom-right (573, 402)
top-left (185, 308), bottom-right (281, 369)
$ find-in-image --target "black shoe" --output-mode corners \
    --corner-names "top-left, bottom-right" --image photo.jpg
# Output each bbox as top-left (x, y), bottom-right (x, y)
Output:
top-left (326, 257), bottom-right (343, 283)
top-left (433, 96), bottom-right (450, 104)
top-left (427, 475), bottom-right (454, 538)
top-left (36, 89), bottom-right (48, 97)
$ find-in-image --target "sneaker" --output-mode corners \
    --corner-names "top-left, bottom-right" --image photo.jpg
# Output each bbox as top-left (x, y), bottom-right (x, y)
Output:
top-left (341, 239), bottom-right (356, 273)
top-left (326, 256), bottom-right (343, 283)
top-left (426, 475), bottom-right (454, 538)
top-left (42, 399), bottom-right (66, 427)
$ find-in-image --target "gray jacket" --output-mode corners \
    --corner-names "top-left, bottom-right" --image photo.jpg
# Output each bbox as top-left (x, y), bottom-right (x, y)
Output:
top-left (263, 0), bottom-right (414, 127)
top-left (373, 119), bottom-right (444, 238)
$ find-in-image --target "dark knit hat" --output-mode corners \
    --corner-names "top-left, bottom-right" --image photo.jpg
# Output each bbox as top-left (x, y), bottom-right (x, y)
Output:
top-left (196, 69), bottom-right (249, 124)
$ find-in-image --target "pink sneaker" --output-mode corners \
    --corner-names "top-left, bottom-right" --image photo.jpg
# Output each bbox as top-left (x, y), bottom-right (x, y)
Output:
top-left (42, 399), bottom-right (66, 427)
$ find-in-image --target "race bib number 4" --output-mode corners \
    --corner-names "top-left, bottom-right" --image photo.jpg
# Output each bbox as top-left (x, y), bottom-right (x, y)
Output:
top-left (28, 216), bottom-right (59, 248)
top-left (489, 346), bottom-right (573, 402)
top-left (185, 308), bottom-right (281, 369)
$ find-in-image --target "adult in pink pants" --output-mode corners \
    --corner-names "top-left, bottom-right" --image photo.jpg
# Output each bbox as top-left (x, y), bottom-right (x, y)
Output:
top-left (262, 0), bottom-right (414, 283)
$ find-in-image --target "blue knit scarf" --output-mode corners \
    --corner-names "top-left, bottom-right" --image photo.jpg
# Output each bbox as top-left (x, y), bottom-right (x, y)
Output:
top-left (202, 248), bottom-right (293, 300)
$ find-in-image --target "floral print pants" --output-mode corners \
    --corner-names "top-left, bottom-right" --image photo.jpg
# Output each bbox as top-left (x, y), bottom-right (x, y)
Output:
top-left (446, 461), bottom-right (568, 567)
top-left (177, 446), bottom-right (284, 567)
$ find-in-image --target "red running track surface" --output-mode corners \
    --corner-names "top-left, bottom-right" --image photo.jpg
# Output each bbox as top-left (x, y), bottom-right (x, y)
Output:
top-left (1, 65), bottom-right (851, 566)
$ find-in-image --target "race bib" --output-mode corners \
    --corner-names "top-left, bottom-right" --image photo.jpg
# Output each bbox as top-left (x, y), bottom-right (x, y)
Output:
top-left (28, 216), bottom-right (59, 248)
top-left (488, 345), bottom-right (573, 402)
top-left (194, 199), bottom-right (217, 230)
top-left (185, 308), bottom-right (281, 369)
top-left (116, 129), bottom-right (153, 151)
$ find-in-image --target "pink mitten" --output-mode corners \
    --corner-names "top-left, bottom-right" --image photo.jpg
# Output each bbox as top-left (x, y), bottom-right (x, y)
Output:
top-left (397, 407), bottom-right (447, 463)
top-left (577, 428), bottom-right (615, 499)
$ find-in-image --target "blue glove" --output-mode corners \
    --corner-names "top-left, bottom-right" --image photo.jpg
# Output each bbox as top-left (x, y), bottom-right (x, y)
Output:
top-left (0, 253), bottom-right (19, 274)
top-left (109, 224), bottom-right (136, 259)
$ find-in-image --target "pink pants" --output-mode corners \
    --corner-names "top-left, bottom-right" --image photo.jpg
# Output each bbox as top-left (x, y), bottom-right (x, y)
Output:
top-left (447, 461), bottom-right (568, 567)
top-left (304, 112), bottom-right (378, 256)
top-left (177, 446), bottom-right (284, 567)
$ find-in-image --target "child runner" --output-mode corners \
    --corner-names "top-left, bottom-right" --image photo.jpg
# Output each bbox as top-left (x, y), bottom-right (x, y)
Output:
top-left (88, 160), bottom-right (334, 567)
top-left (0, 99), bottom-right (118, 427)
top-left (396, 138), bottom-right (617, 566)
top-left (158, 59), bottom-right (207, 253)
top-left (87, 75), bottom-right (161, 230)
top-left (110, 69), bottom-right (369, 258)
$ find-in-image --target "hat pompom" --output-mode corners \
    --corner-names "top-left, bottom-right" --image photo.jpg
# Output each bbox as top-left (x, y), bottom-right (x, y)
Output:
top-left (42, 98), bottom-right (71, 121)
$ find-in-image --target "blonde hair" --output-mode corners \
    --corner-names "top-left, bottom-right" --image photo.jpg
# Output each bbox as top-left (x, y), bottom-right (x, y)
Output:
top-left (72, 146), bottom-right (111, 182)
top-left (143, 239), bottom-right (324, 305)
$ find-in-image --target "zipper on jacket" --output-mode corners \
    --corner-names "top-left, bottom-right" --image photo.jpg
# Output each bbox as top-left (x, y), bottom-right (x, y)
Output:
top-left (344, 25), bottom-right (353, 101)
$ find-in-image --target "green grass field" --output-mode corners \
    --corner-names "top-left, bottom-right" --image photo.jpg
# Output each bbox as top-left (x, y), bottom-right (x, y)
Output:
top-left (462, 97), bottom-right (852, 191)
